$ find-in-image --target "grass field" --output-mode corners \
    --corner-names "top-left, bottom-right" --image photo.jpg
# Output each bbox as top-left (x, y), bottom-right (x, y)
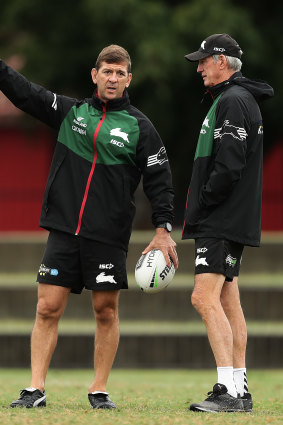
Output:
top-left (1, 369), bottom-right (283, 425)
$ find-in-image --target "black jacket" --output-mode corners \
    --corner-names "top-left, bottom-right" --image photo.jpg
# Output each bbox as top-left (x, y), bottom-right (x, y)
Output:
top-left (0, 59), bottom-right (174, 250)
top-left (182, 72), bottom-right (274, 246)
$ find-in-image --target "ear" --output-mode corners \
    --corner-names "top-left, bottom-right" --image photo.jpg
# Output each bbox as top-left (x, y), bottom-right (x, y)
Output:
top-left (91, 68), bottom-right (98, 84)
top-left (219, 54), bottom-right (228, 70)
top-left (125, 73), bottom-right (132, 88)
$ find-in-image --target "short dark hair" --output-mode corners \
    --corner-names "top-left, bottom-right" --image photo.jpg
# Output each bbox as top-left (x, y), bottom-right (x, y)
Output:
top-left (95, 45), bottom-right (131, 73)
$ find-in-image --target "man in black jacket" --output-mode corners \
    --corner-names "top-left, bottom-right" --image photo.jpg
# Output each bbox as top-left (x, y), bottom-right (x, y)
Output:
top-left (182, 34), bottom-right (273, 413)
top-left (5, 44), bottom-right (178, 409)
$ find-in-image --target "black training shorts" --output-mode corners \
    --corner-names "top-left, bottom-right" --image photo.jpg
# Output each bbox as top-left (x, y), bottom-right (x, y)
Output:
top-left (194, 238), bottom-right (244, 282)
top-left (37, 230), bottom-right (128, 294)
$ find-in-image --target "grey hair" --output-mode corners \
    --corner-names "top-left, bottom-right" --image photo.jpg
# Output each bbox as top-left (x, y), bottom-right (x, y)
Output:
top-left (213, 54), bottom-right (242, 72)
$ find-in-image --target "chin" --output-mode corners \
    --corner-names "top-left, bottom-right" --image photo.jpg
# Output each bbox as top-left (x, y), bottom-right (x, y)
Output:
top-left (107, 93), bottom-right (119, 100)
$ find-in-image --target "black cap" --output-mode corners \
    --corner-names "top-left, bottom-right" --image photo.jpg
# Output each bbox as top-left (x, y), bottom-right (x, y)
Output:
top-left (185, 33), bottom-right (242, 62)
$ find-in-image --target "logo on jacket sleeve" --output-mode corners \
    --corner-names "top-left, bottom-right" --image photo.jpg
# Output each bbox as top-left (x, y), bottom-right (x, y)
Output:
top-left (51, 93), bottom-right (57, 110)
top-left (147, 147), bottom-right (168, 167)
top-left (214, 119), bottom-right (247, 141)
top-left (258, 125), bottom-right (263, 134)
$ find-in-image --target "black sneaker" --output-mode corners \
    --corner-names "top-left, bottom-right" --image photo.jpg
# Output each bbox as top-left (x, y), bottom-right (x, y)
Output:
top-left (241, 392), bottom-right (253, 412)
top-left (189, 383), bottom-right (244, 412)
top-left (88, 392), bottom-right (116, 409)
top-left (10, 388), bottom-right (46, 408)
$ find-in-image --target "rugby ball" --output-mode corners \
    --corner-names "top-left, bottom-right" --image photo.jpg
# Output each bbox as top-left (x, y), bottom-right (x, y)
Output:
top-left (135, 249), bottom-right (175, 293)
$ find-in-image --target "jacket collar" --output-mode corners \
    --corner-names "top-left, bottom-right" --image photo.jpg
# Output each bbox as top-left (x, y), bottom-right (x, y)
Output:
top-left (91, 90), bottom-right (131, 111)
top-left (205, 71), bottom-right (242, 100)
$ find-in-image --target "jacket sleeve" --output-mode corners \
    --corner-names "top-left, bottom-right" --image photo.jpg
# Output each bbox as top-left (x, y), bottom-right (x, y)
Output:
top-left (199, 94), bottom-right (250, 208)
top-left (136, 115), bottom-right (174, 226)
top-left (0, 59), bottom-right (76, 129)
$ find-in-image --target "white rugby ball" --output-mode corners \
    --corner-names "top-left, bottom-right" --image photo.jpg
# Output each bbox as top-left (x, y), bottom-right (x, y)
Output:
top-left (135, 249), bottom-right (175, 293)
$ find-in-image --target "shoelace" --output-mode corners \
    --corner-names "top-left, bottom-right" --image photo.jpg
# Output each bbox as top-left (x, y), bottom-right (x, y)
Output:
top-left (19, 390), bottom-right (41, 401)
top-left (205, 389), bottom-right (223, 400)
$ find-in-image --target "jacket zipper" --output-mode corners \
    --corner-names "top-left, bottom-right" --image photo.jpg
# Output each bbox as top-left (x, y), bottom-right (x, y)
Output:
top-left (182, 186), bottom-right (190, 236)
top-left (75, 104), bottom-right (107, 235)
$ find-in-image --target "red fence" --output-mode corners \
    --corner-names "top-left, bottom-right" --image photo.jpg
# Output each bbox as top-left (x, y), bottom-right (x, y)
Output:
top-left (262, 141), bottom-right (283, 231)
top-left (0, 127), bottom-right (53, 231)
top-left (0, 128), bottom-right (282, 231)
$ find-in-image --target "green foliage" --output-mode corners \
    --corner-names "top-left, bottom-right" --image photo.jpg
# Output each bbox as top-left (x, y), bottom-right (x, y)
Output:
top-left (0, 0), bottom-right (278, 223)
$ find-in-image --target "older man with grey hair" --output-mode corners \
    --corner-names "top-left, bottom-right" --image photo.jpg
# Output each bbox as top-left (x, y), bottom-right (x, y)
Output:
top-left (182, 33), bottom-right (273, 413)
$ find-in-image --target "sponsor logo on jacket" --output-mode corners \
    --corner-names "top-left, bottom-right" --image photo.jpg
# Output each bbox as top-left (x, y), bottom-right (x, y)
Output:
top-left (72, 117), bottom-right (87, 136)
top-left (200, 116), bottom-right (210, 134)
top-left (74, 117), bottom-right (87, 127)
top-left (110, 128), bottom-right (129, 143)
top-left (109, 128), bottom-right (130, 148)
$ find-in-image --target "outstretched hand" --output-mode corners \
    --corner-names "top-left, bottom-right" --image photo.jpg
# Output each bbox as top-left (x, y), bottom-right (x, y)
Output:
top-left (142, 228), bottom-right (178, 269)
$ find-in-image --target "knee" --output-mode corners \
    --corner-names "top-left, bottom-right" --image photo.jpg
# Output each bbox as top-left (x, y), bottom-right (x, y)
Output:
top-left (36, 298), bottom-right (63, 321)
top-left (220, 294), bottom-right (230, 312)
top-left (94, 304), bottom-right (118, 325)
top-left (220, 293), bottom-right (241, 314)
top-left (191, 291), bottom-right (216, 319)
top-left (191, 290), bottom-right (204, 313)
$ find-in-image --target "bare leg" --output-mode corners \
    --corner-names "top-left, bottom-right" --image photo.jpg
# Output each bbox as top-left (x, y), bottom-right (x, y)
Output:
top-left (30, 284), bottom-right (70, 391)
top-left (220, 277), bottom-right (247, 368)
top-left (191, 273), bottom-right (233, 366)
top-left (88, 290), bottom-right (120, 393)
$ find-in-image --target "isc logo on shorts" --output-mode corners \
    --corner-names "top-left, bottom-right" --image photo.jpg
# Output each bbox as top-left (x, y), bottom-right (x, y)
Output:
top-left (197, 247), bottom-right (208, 253)
top-left (99, 263), bottom-right (114, 269)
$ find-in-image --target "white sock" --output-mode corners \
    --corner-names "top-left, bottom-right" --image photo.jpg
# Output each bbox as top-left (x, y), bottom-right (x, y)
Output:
top-left (90, 391), bottom-right (108, 395)
top-left (234, 368), bottom-right (248, 397)
top-left (217, 366), bottom-right (237, 397)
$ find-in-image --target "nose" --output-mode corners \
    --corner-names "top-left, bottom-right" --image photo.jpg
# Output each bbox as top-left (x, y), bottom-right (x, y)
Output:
top-left (109, 72), bottom-right (118, 82)
top-left (197, 62), bottom-right (203, 73)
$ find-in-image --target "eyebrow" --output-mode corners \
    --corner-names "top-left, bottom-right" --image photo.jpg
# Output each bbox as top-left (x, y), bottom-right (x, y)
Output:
top-left (103, 67), bottom-right (127, 74)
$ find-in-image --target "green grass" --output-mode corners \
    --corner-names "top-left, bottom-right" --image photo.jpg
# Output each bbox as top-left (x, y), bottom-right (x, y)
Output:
top-left (1, 369), bottom-right (283, 424)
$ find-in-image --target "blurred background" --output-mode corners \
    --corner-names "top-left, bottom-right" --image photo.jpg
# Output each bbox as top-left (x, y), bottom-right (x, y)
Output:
top-left (0, 0), bottom-right (282, 231)
top-left (0, 0), bottom-right (282, 369)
